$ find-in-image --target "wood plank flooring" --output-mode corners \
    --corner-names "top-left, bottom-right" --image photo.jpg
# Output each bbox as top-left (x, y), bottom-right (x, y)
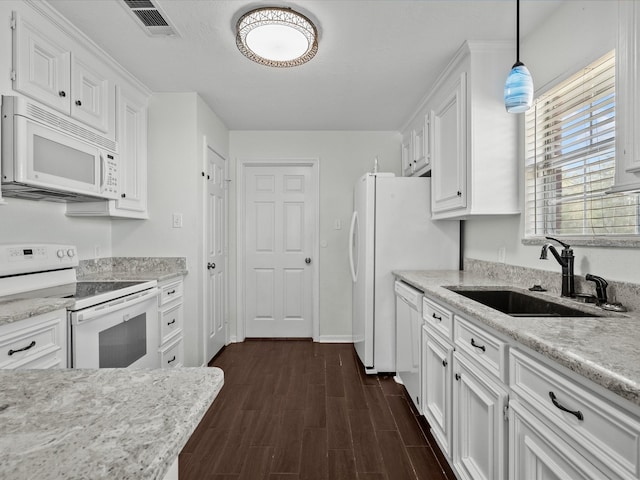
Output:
top-left (179, 340), bottom-right (456, 480)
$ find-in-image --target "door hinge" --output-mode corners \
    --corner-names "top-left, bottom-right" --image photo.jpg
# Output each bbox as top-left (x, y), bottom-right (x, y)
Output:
top-left (10, 70), bottom-right (16, 81)
top-left (10, 16), bottom-right (16, 30)
top-left (503, 398), bottom-right (509, 421)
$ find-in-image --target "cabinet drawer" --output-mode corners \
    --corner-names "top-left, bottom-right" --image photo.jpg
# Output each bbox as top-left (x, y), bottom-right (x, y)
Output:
top-left (159, 280), bottom-right (183, 306)
top-left (160, 335), bottom-right (183, 369)
top-left (0, 315), bottom-right (64, 369)
top-left (423, 297), bottom-right (453, 339)
top-left (510, 349), bottom-right (640, 479)
top-left (454, 315), bottom-right (507, 381)
top-left (160, 302), bottom-right (183, 344)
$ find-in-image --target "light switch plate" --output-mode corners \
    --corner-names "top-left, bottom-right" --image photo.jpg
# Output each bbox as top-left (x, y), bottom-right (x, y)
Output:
top-left (172, 213), bottom-right (183, 228)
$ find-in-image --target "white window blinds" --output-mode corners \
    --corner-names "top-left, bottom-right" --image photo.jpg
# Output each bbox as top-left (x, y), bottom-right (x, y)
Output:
top-left (525, 50), bottom-right (640, 237)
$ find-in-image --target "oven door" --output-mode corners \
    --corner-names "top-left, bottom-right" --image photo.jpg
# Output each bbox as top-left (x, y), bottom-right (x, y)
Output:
top-left (70, 287), bottom-right (159, 368)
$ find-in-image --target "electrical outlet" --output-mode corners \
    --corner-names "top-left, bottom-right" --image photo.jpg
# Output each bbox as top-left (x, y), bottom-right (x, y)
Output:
top-left (172, 213), bottom-right (183, 228)
top-left (497, 246), bottom-right (506, 263)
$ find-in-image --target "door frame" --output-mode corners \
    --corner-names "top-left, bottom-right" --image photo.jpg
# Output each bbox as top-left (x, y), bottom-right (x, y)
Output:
top-left (236, 157), bottom-right (320, 342)
top-left (201, 138), bottom-right (229, 365)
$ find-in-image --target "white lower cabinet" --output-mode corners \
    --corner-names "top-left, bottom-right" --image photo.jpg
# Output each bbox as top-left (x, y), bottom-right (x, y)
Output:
top-left (0, 309), bottom-right (67, 369)
top-left (452, 350), bottom-right (508, 480)
top-left (158, 277), bottom-right (184, 368)
top-left (509, 399), bottom-right (608, 480)
top-left (510, 349), bottom-right (640, 480)
top-left (422, 323), bottom-right (454, 457)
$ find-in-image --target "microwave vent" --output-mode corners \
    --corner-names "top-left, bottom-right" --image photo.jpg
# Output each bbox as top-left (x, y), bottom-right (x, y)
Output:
top-left (122, 0), bottom-right (179, 37)
top-left (25, 103), bottom-right (116, 152)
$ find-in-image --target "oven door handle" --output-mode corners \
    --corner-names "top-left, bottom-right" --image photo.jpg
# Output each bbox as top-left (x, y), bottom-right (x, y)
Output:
top-left (72, 287), bottom-right (159, 324)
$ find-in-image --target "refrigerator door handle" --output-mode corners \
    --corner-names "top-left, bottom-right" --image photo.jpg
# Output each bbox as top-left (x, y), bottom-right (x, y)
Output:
top-left (349, 210), bottom-right (358, 283)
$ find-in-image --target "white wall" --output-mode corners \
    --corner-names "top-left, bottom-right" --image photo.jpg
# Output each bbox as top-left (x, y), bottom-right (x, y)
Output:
top-left (229, 131), bottom-right (401, 340)
top-left (463, 1), bottom-right (640, 283)
top-left (112, 92), bottom-right (229, 366)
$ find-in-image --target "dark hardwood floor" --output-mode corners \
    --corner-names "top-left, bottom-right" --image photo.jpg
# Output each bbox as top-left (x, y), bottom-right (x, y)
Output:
top-left (179, 340), bottom-right (456, 480)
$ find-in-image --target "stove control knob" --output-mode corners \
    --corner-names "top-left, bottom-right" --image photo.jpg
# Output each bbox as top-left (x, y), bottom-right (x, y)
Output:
top-left (67, 249), bottom-right (75, 258)
top-left (57, 249), bottom-right (65, 259)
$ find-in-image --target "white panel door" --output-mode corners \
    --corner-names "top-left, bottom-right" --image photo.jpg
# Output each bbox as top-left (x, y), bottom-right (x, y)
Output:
top-left (205, 147), bottom-right (226, 362)
top-left (244, 165), bottom-right (314, 338)
top-left (71, 54), bottom-right (112, 134)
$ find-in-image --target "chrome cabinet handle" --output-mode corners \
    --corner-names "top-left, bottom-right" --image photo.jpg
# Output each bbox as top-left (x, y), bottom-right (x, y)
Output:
top-left (470, 338), bottom-right (486, 352)
top-left (549, 391), bottom-right (584, 421)
top-left (8, 340), bottom-right (36, 356)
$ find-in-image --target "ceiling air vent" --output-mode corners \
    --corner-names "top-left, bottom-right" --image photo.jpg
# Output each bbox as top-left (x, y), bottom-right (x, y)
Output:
top-left (122, 0), bottom-right (180, 37)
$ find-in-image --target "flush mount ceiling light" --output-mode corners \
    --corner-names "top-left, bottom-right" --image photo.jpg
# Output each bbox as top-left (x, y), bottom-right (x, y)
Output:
top-left (504, 0), bottom-right (534, 113)
top-left (236, 7), bottom-right (318, 67)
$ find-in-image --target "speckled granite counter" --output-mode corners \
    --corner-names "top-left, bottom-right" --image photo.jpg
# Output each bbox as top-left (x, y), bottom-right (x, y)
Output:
top-left (0, 297), bottom-right (74, 327)
top-left (77, 256), bottom-right (188, 283)
top-left (394, 270), bottom-right (640, 408)
top-left (0, 367), bottom-right (224, 480)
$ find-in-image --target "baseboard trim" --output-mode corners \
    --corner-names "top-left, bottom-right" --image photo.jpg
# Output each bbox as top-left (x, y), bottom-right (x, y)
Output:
top-left (317, 335), bottom-right (353, 343)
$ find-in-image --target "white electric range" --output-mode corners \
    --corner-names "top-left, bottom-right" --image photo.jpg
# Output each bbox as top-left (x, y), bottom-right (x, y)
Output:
top-left (0, 244), bottom-right (159, 368)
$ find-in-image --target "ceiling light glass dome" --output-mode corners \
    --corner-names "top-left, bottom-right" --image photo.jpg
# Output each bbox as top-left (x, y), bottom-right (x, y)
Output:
top-left (236, 7), bottom-right (318, 67)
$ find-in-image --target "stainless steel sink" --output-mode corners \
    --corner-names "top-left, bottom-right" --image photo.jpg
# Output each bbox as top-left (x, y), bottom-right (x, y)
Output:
top-left (446, 288), bottom-right (601, 317)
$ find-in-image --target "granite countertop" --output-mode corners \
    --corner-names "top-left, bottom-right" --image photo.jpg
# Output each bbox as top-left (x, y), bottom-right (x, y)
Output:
top-left (394, 270), bottom-right (640, 408)
top-left (0, 367), bottom-right (224, 480)
top-left (0, 297), bottom-right (74, 327)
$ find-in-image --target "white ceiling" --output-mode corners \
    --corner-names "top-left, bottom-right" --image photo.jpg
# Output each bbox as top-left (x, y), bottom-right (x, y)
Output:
top-left (47, 0), bottom-right (564, 131)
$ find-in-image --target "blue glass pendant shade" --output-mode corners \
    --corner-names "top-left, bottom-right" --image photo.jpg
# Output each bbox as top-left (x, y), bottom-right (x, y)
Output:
top-left (504, 61), bottom-right (533, 113)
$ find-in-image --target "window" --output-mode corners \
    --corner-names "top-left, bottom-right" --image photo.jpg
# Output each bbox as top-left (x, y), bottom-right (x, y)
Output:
top-left (525, 50), bottom-right (640, 237)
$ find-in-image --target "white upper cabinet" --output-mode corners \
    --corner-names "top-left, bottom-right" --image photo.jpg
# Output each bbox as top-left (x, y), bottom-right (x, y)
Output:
top-left (428, 42), bottom-right (518, 219)
top-left (401, 110), bottom-right (430, 177)
top-left (612, 0), bottom-right (640, 193)
top-left (12, 10), bottom-right (115, 137)
top-left (431, 72), bottom-right (467, 213)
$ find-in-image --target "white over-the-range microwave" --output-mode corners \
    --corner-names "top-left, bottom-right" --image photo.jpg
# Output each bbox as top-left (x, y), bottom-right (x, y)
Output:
top-left (1, 95), bottom-right (119, 202)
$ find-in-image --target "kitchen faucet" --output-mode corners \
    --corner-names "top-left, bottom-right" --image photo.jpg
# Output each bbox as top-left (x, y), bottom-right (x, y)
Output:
top-left (540, 236), bottom-right (575, 297)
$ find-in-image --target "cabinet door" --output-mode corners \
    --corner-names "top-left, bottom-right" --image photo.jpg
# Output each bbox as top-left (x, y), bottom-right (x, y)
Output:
top-left (401, 131), bottom-right (413, 176)
top-left (510, 400), bottom-right (608, 480)
top-left (12, 12), bottom-right (71, 114)
top-left (453, 351), bottom-right (508, 480)
top-left (431, 72), bottom-right (467, 214)
top-left (71, 54), bottom-right (113, 134)
top-left (422, 325), bottom-right (453, 458)
top-left (114, 84), bottom-right (148, 215)
top-left (412, 114), bottom-right (430, 175)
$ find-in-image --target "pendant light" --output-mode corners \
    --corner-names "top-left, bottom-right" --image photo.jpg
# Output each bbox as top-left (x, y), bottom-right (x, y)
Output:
top-left (504, 0), bottom-right (533, 113)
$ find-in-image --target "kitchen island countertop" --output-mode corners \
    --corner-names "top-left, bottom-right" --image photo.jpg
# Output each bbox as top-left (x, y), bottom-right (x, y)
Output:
top-left (394, 270), bottom-right (640, 408)
top-left (0, 367), bottom-right (224, 480)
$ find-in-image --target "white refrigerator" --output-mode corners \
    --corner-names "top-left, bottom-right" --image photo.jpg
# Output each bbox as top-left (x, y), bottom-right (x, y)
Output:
top-left (349, 173), bottom-right (460, 374)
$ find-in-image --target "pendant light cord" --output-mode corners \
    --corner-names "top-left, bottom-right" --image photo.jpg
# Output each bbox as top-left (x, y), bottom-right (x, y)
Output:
top-left (516, 0), bottom-right (520, 63)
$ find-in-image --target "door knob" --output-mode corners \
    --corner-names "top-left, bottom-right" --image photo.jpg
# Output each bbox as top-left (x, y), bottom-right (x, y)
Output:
top-left (305, 257), bottom-right (311, 264)
top-left (207, 262), bottom-right (216, 270)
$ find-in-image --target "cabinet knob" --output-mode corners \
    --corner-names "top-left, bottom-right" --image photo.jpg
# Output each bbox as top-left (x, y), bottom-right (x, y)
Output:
top-left (455, 373), bottom-right (461, 381)
top-left (442, 359), bottom-right (448, 367)
top-left (457, 191), bottom-right (462, 197)
top-left (121, 193), bottom-right (126, 198)
top-left (58, 91), bottom-right (66, 97)
top-left (207, 262), bottom-right (216, 270)
top-left (75, 100), bottom-right (82, 106)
